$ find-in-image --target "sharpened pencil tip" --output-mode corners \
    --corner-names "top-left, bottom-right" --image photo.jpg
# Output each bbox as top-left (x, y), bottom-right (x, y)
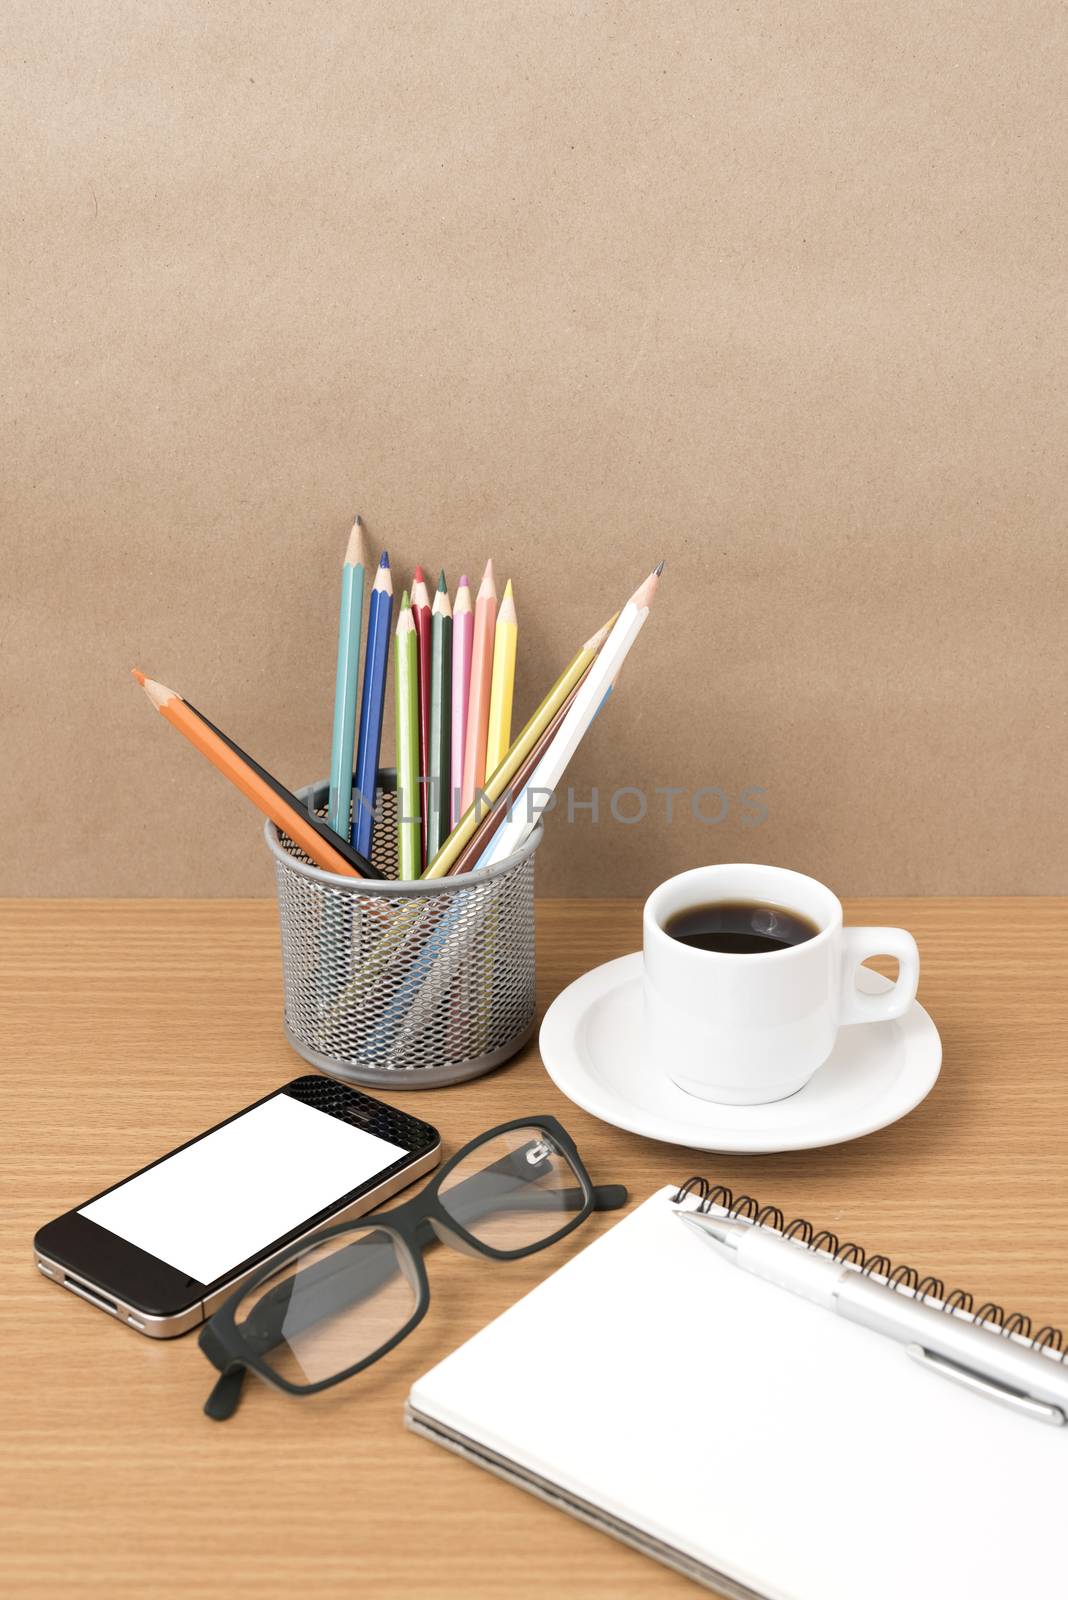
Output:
top-left (459, 573), bottom-right (469, 588)
top-left (629, 563), bottom-right (663, 610)
top-left (477, 558), bottom-right (497, 600)
top-left (130, 667), bottom-right (146, 685)
top-left (344, 514), bottom-right (369, 567)
top-left (437, 569), bottom-right (447, 591)
top-left (400, 589), bottom-right (411, 608)
top-left (414, 564), bottom-right (425, 583)
top-left (380, 550), bottom-right (390, 568)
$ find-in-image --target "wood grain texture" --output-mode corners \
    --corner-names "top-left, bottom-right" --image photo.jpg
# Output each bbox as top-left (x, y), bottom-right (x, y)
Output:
top-left (3, 2), bottom-right (1068, 897)
top-left (3, 896), bottom-right (1067, 1599)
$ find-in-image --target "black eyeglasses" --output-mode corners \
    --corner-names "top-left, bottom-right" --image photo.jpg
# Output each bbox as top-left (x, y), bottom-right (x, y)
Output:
top-left (199, 1115), bottom-right (627, 1419)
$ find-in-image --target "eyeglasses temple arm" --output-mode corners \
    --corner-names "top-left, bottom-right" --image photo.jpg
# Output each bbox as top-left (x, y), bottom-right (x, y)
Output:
top-left (203, 1364), bottom-right (247, 1422)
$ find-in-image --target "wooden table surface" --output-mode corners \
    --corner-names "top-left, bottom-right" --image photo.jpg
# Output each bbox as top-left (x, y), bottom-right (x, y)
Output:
top-left (4, 897), bottom-right (1067, 1599)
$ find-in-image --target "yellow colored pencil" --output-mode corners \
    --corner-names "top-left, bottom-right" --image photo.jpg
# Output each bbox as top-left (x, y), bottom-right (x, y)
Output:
top-left (484, 578), bottom-right (517, 776)
top-left (421, 611), bottom-right (616, 879)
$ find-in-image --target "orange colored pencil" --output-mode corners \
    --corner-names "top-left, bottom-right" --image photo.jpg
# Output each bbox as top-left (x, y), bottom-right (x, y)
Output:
top-left (133, 671), bottom-right (362, 877)
top-left (460, 558), bottom-right (497, 813)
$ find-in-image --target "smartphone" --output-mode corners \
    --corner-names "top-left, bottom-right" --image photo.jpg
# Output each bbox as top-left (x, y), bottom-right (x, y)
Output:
top-left (33, 1075), bottom-right (441, 1339)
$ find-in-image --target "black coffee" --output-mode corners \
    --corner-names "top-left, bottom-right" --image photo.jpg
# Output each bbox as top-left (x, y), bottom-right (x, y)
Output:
top-left (664, 899), bottom-right (820, 955)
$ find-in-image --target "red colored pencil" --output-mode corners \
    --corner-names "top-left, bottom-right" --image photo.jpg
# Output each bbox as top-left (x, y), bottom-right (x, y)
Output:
top-left (410, 564), bottom-right (432, 868)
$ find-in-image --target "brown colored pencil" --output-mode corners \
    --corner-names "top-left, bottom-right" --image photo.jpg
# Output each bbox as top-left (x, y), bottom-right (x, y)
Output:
top-left (449, 682), bottom-right (582, 873)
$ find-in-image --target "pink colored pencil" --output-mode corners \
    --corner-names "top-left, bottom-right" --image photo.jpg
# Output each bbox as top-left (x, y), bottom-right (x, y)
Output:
top-left (450, 576), bottom-right (473, 826)
top-left (460, 558), bottom-right (497, 813)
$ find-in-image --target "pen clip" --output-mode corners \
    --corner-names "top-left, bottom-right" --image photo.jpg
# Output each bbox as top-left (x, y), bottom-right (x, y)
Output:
top-left (905, 1343), bottom-right (1066, 1427)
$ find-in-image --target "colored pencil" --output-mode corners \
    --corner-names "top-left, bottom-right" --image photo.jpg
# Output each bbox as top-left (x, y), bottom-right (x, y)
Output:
top-left (449, 682), bottom-right (580, 874)
top-left (394, 593), bottom-right (421, 880)
top-left (422, 611), bottom-right (616, 879)
top-left (377, 673), bottom-right (622, 1053)
top-left (327, 514), bottom-right (370, 836)
top-left (410, 564), bottom-right (432, 865)
top-left (453, 673), bottom-right (619, 873)
top-left (182, 697), bottom-right (378, 877)
top-left (478, 562), bottom-right (664, 866)
top-left (450, 575), bottom-right (473, 827)
top-left (391, 675), bottom-right (616, 1047)
top-left (351, 552), bottom-right (394, 858)
top-left (484, 577), bottom-right (517, 777)
top-left (427, 572), bottom-right (452, 863)
top-left (460, 558), bottom-right (497, 814)
top-left (132, 672), bottom-right (364, 877)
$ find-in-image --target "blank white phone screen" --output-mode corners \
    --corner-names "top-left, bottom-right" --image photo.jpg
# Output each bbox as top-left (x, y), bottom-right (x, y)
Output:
top-left (79, 1094), bottom-right (408, 1285)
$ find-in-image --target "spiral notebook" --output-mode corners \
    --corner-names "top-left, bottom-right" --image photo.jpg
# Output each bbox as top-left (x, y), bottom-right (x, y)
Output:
top-left (406, 1182), bottom-right (1065, 1600)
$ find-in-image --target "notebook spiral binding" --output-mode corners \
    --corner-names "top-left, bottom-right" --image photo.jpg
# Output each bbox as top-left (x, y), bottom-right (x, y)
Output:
top-left (673, 1176), bottom-right (1068, 1364)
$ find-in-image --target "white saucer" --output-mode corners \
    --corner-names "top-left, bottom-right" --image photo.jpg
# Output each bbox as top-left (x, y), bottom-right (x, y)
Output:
top-left (539, 953), bottom-right (942, 1153)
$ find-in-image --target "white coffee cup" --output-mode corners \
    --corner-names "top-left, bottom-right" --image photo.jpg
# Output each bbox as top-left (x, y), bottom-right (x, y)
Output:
top-left (643, 863), bottom-right (920, 1105)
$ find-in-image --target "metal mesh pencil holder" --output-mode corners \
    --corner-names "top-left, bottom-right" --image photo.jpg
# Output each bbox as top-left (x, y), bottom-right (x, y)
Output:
top-left (264, 774), bottom-right (541, 1088)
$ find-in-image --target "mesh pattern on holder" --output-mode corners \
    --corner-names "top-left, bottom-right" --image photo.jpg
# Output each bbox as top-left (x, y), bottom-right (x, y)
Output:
top-left (265, 776), bottom-right (539, 1088)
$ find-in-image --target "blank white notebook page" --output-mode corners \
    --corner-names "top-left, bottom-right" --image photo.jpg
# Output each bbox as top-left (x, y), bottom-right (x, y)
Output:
top-left (410, 1187), bottom-right (1063, 1600)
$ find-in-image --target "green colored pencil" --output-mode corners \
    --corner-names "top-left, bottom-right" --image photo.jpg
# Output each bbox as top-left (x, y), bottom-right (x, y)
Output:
top-left (394, 592), bottom-right (421, 879)
top-left (427, 571), bottom-right (453, 862)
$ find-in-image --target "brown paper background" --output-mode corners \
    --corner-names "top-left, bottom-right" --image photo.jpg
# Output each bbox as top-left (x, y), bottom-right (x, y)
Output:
top-left (3, 1), bottom-right (1066, 899)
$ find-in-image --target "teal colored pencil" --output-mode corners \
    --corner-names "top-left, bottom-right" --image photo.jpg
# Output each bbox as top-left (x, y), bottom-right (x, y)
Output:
top-left (394, 592), bottom-right (421, 879)
top-left (328, 515), bottom-right (371, 835)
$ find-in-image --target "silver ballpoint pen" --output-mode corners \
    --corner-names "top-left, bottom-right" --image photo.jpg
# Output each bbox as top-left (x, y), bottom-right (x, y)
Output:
top-left (678, 1210), bottom-right (1068, 1427)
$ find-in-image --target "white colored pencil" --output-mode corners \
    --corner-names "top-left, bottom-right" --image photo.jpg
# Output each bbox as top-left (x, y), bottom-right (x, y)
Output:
top-left (477, 562), bottom-right (664, 866)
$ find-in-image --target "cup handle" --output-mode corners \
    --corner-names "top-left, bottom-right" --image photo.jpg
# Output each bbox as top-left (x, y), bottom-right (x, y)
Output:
top-left (838, 927), bottom-right (920, 1025)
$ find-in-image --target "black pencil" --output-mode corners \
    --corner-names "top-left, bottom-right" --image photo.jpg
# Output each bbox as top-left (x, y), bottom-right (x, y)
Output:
top-left (183, 701), bottom-right (381, 878)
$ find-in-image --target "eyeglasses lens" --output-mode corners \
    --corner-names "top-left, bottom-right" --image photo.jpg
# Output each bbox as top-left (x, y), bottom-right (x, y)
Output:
top-left (438, 1126), bottom-right (588, 1252)
top-left (233, 1226), bottom-right (417, 1387)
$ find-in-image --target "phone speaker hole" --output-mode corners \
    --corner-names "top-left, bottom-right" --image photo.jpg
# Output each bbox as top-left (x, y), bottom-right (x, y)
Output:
top-left (63, 1274), bottom-right (119, 1316)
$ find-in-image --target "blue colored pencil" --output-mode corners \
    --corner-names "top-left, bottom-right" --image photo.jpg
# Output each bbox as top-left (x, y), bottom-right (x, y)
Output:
top-left (351, 551), bottom-right (394, 858)
top-left (327, 515), bottom-right (370, 835)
